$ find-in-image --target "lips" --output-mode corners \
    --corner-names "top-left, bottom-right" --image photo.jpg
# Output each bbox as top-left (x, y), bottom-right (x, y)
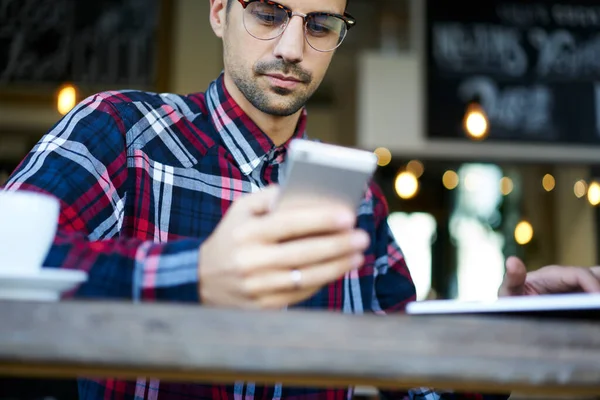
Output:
top-left (266, 74), bottom-right (302, 83)
top-left (264, 74), bottom-right (303, 90)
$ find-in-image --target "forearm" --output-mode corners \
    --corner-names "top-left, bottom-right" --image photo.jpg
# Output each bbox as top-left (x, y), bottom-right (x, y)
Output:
top-left (47, 229), bottom-right (202, 302)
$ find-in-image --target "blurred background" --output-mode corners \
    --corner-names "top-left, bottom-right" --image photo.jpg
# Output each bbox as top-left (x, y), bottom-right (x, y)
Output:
top-left (1, 0), bottom-right (600, 303)
top-left (2, 1), bottom-right (600, 399)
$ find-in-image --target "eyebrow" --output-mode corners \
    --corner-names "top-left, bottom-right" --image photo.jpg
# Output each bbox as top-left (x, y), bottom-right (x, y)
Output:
top-left (276, 1), bottom-right (343, 15)
top-left (316, 9), bottom-right (344, 15)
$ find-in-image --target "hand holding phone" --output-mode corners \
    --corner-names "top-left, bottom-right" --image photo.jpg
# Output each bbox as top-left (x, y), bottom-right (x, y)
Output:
top-left (199, 140), bottom-right (377, 310)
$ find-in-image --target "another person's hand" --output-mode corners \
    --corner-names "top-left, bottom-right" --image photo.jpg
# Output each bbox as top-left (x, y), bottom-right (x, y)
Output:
top-left (199, 186), bottom-right (369, 309)
top-left (498, 256), bottom-right (600, 297)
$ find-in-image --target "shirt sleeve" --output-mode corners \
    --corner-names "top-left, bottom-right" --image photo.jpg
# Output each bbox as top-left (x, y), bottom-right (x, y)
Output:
top-left (369, 182), bottom-right (416, 314)
top-left (2, 93), bottom-right (201, 303)
top-left (368, 184), bottom-right (509, 400)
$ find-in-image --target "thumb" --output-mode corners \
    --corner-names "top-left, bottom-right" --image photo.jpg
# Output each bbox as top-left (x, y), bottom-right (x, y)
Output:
top-left (232, 185), bottom-right (281, 216)
top-left (498, 256), bottom-right (527, 297)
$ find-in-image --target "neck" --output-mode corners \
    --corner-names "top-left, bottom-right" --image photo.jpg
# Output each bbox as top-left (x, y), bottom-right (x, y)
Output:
top-left (223, 72), bottom-right (302, 147)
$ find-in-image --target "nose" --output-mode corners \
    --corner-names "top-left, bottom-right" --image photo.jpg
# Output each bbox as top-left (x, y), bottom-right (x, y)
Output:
top-left (273, 15), bottom-right (305, 64)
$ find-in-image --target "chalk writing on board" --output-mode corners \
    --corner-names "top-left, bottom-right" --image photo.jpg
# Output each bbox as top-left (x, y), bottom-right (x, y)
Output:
top-left (433, 23), bottom-right (600, 80)
top-left (427, 0), bottom-right (600, 144)
top-left (0, 0), bottom-right (161, 88)
top-left (433, 24), bottom-right (528, 77)
top-left (458, 77), bottom-right (554, 138)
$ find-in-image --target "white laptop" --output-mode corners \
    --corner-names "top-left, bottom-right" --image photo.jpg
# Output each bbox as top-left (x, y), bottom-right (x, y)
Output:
top-left (406, 293), bottom-right (600, 320)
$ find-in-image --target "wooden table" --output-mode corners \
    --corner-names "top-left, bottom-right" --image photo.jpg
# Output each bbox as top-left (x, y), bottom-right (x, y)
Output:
top-left (0, 300), bottom-right (599, 396)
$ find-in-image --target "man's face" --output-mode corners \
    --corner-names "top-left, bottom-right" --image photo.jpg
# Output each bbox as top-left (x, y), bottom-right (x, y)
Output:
top-left (220, 0), bottom-right (347, 117)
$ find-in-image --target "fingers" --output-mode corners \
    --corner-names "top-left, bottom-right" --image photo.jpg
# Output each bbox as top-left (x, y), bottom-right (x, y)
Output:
top-left (240, 253), bottom-right (365, 299)
top-left (571, 268), bottom-right (600, 293)
top-left (238, 229), bottom-right (370, 273)
top-left (498, 256), bottom-right (528, 297)
top-left (251, 287), bottom-right (322, 310)
top-left (230, 186), bottom-right (281, 217)
top-left (236, 205), bottom-right (356, 244)
top-left (510, 264), bottom-right (600, 295)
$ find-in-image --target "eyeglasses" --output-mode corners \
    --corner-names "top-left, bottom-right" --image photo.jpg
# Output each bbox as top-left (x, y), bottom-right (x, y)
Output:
top-left (236, 0), bottom-right (356, 52)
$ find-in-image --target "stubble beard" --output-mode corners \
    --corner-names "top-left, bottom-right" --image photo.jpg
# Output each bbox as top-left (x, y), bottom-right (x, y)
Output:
top-left (228, 58), bottom-right (316, 117)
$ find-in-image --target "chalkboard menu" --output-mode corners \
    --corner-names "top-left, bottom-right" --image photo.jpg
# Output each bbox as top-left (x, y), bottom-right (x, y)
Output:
top-left (426, 0), bottom-right (600, 145)
top-left (0, 0), bottom-right (169, 99)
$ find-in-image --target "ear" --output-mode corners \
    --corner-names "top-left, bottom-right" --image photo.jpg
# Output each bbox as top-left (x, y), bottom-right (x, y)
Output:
top-left (209, 0), bottom-right (227, 38)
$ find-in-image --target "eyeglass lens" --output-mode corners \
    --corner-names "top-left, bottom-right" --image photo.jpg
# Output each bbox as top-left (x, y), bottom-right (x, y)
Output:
top-left (243, 1), bottom-right (348, 52)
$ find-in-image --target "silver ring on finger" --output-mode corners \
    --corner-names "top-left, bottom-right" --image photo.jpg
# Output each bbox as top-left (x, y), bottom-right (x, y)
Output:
top-left (291, 269), bottom-right (302, 290)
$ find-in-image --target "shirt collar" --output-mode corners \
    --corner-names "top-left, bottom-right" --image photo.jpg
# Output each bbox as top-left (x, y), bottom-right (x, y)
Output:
top-left (205, 73), bottom-right (308, 175)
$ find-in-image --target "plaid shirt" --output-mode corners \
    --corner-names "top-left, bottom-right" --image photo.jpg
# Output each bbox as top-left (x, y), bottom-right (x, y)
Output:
top-left (3, 74), bottom-right (507, 400)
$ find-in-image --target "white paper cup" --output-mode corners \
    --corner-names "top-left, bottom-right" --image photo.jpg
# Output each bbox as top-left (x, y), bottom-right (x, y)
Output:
top-left (0, 191), bottom-right (60, 275)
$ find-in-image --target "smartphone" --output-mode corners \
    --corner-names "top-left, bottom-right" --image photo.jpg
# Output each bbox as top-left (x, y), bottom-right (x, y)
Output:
top-left (277, 139), bottom-right (379, 210)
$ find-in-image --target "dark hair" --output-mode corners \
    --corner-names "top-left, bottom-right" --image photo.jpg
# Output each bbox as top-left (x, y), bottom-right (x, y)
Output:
top-left (226, 0), bottom-right (349, 14)
top-left (226, 0), bottom-right (234, 13)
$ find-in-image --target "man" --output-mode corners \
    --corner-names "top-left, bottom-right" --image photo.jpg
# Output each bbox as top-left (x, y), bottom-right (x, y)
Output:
top-left (2, 0), bottom-right (443, 398)
top-left (0, 1), bottom-right (589, 400)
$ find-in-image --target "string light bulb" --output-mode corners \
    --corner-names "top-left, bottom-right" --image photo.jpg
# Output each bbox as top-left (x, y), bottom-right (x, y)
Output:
top-left (406, 160), bottom-right (424, 178)
top-left (500, 177), bottom-right (514, 196)
top-left (542, 174), bottom-right (555, 192)
top-left (588, 182), bottom-right (600, 206)
top-left (57, 84), bottom-right (78, 115)
top-left (395, 171), bottom-right (419, 200)
top-left (374, 147), bottom-right (392, 167)
top-left (463, 103), bottom-right (489, 140)
top-left (515, 221), bottom-right (534, 245)
top-left (442, 170), bottom-right (459, 190)
top-left (574, 180), bottom-right (587, 198)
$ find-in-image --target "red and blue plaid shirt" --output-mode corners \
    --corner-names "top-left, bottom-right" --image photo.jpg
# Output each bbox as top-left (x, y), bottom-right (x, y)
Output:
top-left (4, 74), bottom-right (507, 400)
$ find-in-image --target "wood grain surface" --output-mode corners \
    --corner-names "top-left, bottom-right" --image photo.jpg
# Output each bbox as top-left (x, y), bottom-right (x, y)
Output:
top-left (0, 301), bottom-right (599, 395)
